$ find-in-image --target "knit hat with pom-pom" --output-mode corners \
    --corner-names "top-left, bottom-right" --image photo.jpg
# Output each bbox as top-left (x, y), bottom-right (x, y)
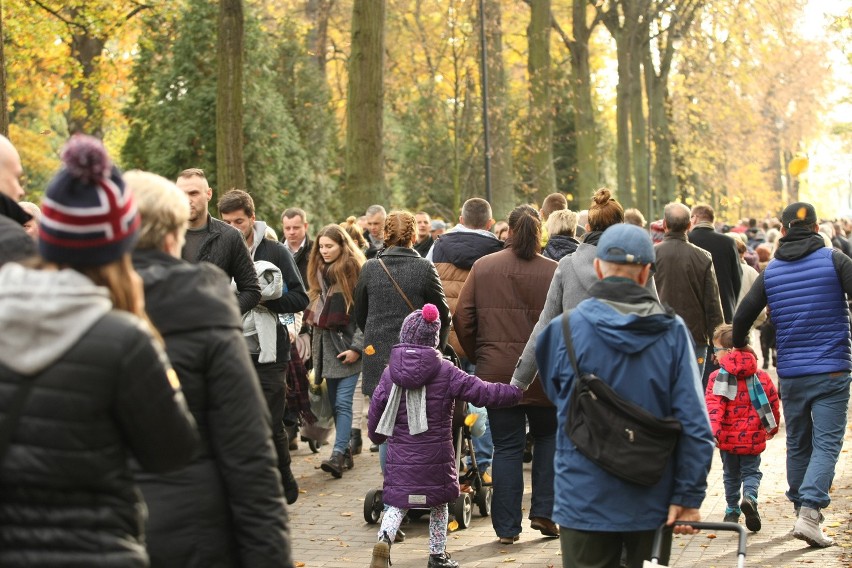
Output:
top-left (39, 134), bottom-right (140, 266)
top-left (399, 303), bottom-right (441, 348)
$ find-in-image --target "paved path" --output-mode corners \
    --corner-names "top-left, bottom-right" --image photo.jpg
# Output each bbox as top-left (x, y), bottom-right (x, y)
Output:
top-left (288, 372), bottom-right (851, 567)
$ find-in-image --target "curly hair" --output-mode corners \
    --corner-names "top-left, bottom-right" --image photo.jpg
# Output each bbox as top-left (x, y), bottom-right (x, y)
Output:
top-left (307, 224), bottom-right (366, 310)
top-left (587, 187), bottom-right (624, 232)
top-left (384, 211), bottom-right (417, 248)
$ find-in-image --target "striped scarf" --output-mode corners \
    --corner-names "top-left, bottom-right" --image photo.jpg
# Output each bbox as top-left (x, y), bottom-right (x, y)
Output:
top-left (713, 370), bottom-right (777, 432)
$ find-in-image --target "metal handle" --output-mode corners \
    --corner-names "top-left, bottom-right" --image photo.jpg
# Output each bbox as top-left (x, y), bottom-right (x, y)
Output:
top-left (650, 521), bottom-right (747, 565)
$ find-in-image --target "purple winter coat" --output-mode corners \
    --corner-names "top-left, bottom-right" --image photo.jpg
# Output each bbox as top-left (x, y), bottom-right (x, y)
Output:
top-left (368, 344), bottom-right (522, 508)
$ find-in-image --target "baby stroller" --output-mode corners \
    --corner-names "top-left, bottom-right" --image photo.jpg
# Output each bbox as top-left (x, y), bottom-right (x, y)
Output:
top-left (363, 346), bottom-right (492, 530)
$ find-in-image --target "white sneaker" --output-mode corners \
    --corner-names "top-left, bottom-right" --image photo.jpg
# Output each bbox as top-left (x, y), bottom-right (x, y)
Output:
top-left (792, 507), bottom-right (834, 548)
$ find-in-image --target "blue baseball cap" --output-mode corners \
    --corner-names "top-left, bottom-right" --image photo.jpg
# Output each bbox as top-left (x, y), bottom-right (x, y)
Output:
top-left (596, 223), bottom-right (655, 266)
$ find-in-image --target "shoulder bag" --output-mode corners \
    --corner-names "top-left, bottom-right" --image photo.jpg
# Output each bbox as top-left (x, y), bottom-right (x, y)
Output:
top-left (378, 258), bottom-right (415, 311)
top-left (561, 313), bottom-right (682, 486)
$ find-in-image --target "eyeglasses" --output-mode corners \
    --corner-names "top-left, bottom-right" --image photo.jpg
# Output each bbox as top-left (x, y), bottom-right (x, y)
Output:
top-left (713, 347), bottom-right (730, 354)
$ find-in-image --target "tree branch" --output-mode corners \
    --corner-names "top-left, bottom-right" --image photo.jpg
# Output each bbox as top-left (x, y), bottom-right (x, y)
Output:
top-left (28, 0), bottom-right (86, 32)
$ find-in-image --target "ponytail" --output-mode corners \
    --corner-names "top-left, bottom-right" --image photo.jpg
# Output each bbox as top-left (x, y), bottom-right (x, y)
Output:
top-left (507, 205), bottom-right (542, 260)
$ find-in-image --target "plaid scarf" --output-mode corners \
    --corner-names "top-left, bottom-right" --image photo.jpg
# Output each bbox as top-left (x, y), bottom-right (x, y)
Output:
top-left (286, 344), bottom-right (315, 424)
top-left (713, 369), bottom-right (777, 432)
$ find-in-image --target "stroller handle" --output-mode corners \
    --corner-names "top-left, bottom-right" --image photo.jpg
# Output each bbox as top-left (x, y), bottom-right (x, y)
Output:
top-left (649, 521), bottom-right (747, 565)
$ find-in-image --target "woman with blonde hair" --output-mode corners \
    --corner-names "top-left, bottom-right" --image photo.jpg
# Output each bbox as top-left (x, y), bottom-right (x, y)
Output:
top-left (306, 224), bottom-right (367, 478)
top-left (0, 136), bottom-right (198, 567)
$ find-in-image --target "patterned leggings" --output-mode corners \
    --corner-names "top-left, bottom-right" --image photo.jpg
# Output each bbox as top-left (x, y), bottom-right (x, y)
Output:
top-left (377, 503), bottom-right (449, 555)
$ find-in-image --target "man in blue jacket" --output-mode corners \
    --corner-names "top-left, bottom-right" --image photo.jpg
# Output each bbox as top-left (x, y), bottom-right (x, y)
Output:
top-left (534, 223), bottom-right (714, 567)
top-left (733, 202), bottom-right (852, 548)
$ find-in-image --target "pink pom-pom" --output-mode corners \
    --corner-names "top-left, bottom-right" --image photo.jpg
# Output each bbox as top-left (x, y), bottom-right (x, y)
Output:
top-left (61, 134), bottom-right (112, 182)
top-left (421, 303), bottom-right (439, 323)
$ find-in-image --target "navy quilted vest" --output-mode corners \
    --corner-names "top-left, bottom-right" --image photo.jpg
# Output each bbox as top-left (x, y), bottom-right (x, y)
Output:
top-left (764, 247), bottom-right (852, 378)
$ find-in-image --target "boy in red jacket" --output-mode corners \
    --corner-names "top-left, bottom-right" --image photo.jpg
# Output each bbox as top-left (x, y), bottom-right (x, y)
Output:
top-left (705, 323), bottom-right (780, 532)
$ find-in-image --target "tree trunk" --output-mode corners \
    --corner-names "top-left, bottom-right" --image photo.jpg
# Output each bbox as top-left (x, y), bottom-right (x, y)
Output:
top-left (68, 31), bottom-right (105, 137)
top-left (613, 35), bottom-right (632, 206)
top-left (216, 0), bottom-right (246, 195)
top-left (306, 0), bottom-right (333, 77)
top-left (482, 0), bottom-right (515, 220)
top-left (629, 22), bottom-right (649, 217)
top-left (344, 0), bottom-right (387, 212)
top-left (570, 1), bottom-right (599, 208)
top-left (527, 0), bottom-right (556, 204)
top-left (644, 38), bottom-right (675, 210)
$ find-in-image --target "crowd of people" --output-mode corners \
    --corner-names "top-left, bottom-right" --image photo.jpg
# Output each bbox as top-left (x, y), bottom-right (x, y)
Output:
top-left (0, 132), bottom-right (849, 568)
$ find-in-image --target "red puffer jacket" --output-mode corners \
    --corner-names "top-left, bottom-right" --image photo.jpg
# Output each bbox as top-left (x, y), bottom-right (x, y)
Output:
top-left (705, 350), bottom-right (780, 455)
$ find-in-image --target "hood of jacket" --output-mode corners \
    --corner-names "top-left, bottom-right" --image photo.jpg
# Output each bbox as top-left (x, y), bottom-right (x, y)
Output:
top-left (249, 220), bottom-right (269, 258)
top-left (132, 249), bottom-right (242, 336)
top-left (774, 227), bottom-right (827, 261)
top-left (0, 263), bottom-right (111, 375)
top-left (431, 229), bottom-right (503, 270)
top-left (719, 349), bottom-right (758, 379)
top-left (579, 278), bottom-right (676, 355)
top-left (386, 343), bottom-right (444, 389)
top-left (543, 234), bottom-right (580, 259)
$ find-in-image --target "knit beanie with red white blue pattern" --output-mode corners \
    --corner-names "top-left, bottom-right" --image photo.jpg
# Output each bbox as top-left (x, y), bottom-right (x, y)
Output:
top-left (39, 135), bottom-right (140, 266)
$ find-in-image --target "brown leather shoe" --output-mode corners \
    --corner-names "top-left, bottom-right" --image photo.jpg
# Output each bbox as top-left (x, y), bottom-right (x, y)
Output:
top-left (498, 535), bottom-right (519, 545)
top-left (530, 517), bottom-right (559, 537)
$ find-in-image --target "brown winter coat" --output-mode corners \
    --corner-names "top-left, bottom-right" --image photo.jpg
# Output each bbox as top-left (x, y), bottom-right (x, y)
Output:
top-left (454, 248), bottom-right (557, 406)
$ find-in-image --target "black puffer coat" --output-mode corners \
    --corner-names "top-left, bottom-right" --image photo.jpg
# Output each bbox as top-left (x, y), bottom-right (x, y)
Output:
top-left (132, 250), bottom-right (292, 568)
top-left (354, 246), bottom-right (450, 396)
top-left (0, 263), bottom-right (199, 568)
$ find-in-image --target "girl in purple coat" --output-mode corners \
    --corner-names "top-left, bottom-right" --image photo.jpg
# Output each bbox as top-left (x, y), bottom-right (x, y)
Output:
top-left (368, 304), bottom-right (522, 568)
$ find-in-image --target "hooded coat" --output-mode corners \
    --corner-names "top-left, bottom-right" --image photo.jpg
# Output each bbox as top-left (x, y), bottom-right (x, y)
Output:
top-left (0, 263), bottom-right (199, 568)
top-left (132, 249), bottom-right (292, 568)
top-left (705, 351), bottom-right (780, 455)
top-left (368, 344), bottom-right (521, 508)
top-left (535, 278), bottom-right (714, 532)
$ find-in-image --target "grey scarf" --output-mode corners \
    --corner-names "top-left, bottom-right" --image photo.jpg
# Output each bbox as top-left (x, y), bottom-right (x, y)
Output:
top-left (376, 384), bottom-right (428, 436)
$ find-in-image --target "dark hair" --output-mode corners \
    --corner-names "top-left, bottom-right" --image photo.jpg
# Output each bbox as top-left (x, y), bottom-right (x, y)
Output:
top-left (541, 193), bottom-right (568, 219)
top-left (384, 211), bottom-right (416, 248)
top-left (507, 204), bottom-right (541, 260)
top-left (587, 188), bottom-right (624, 231)
top-left (691, 203), bottom-right (715, 222)
top-left (461, 198), bottom-right (492, 229)
top-left (217, 189), bottom-right (254, 217)
top-left (282, 207), bottom-right (307, 223)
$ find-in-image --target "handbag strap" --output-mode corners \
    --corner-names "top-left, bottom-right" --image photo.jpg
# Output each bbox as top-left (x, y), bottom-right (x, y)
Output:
top-left (377, 258), bottom-right (415, 312)
top-left (560, 312), bottom-right (582, 378)
top-left (0, 377), bottom-right (37, 464)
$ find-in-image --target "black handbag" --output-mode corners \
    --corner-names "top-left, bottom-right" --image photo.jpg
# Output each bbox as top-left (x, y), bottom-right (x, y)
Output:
top-left (561, 313), bottom-right (682, 486)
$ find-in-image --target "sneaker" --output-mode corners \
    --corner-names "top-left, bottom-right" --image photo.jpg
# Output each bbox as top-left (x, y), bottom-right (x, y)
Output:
top-left (428, 551), bottom-right (459, 568)
top-left (740, 496), bottom-right (761, 532)
top-left (498, 535), bottom-right (519, 545)
top-left (723, 511), bottom-right (740, 523)
top-left (793, 507), bottom-right (834, 548)
top-left (530, 516), bottom-right (560, 537)
top-left (370, 533), bottom-right (392, 568)
top-left (370, 443), bottom-right (381, 453)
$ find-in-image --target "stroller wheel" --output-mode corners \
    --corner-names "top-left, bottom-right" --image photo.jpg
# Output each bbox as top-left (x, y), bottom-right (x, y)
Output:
top-left (475, 485), bottom-right (492, 517)
top-left (364, 488), bottom-right (384, 524)
top-left (453, 492), bottom-right (472, 529)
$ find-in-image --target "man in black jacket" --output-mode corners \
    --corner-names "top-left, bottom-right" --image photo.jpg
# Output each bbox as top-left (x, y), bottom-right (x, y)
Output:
top-left (281, 207), bottom-right (313, 290)
top-left (688, 203), bottom-right (742, 323)
top-left (176, 168), bottom-right (261, 314)
top-left (219, 189), bottom-right (309, 505)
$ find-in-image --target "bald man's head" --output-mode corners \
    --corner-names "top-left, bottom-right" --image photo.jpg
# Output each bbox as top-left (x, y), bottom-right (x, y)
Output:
top-left (0, 135), bottom-right (24, 201)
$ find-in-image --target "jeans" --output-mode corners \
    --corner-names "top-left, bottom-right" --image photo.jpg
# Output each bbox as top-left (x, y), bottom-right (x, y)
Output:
top-left (255, 362), bottom-right (291, 471)
top-left (470, 414), bottom-right (493, 473)
top-left (781, 372), bottom-right (851, 509)
top-left (326, 372), bottom-right (359, 455)
top-left (487, 405), bottom-right (557, 538)
top-left (720, 451), bottom-right (762, 510)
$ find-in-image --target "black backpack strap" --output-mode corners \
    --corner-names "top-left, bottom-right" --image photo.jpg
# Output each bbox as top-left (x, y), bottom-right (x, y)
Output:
top-left (0, 377), bottom-right (36, 464)
top-left (560, 311), bottom-right (581, 378)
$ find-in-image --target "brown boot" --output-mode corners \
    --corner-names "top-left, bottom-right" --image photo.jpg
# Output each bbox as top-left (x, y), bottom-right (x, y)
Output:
top-left (320, 451), bottom-right (345, 478)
